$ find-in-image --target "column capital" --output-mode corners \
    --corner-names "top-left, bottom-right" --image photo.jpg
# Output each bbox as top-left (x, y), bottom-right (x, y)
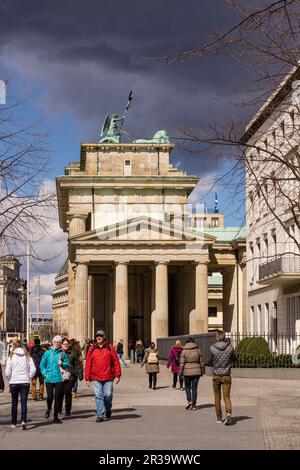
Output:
top-left (67, 212), bottom-right (88, 221)
top-left (114, 260), bottom-right (129, 266)
top-left (194, 260), bottom-right (209, 266)
top-left (154, 260), bottom-right (169, 266)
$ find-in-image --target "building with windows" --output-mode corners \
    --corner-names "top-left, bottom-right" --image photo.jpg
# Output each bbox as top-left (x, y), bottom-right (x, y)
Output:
top-left (52, 259), bottom-right (68, 335)
top-left (55, 135), bottom-right (247, 355)
top-left (243, 67), bottom-right (300, 349)
top-left (0, 256), bottom-right (27, 338)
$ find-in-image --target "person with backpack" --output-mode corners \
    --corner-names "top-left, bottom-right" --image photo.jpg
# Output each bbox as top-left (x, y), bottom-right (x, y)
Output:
top-left (207, 329), bottom-right (236, 425)
top-left (59, 338), bottom-right (83, 416)
top-left (167, 340), bottom-right (183, 390)
top-left (5, 340), bottom-right (36, 430)
top-left (39, 335), bottom-right (69, 424)
top-left (85, 330), bottom-right (121, 422)
top-left (141, 342), bottom-right (160, 390)
top-left (135, 340), bottom-right (144, 363)
top-left (30, 338), bottom-right (45, 400)
top-left (179, 337), bottom-right (203, 410)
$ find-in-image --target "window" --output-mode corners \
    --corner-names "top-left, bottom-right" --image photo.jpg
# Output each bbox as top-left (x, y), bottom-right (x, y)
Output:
top-left (124, 159), bottom-right (131, 176)
top-left (263, 235), bottom-right (268, 259)
top-left (208, 306), bottom-right (217, 317)
top-left (280, 120), bottom-right (285, 136)
top-left (257, 304), bottom-right (262, 334)
top-left (265, 303), bottom-right (269, 333)
top-left (211, 217), bottom-right (219, 228)
top-left (271, 230), bottom-right (277, 256)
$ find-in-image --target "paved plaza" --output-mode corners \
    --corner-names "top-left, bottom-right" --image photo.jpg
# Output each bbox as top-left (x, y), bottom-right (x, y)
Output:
top-left (0, 363), bottom-right (299, 450)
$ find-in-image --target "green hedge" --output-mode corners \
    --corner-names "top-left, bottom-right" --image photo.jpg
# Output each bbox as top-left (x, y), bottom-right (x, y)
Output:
top-left (236, 337), bottom-right (270, 357)
top-left (233, 353), bottom-right (300, 368)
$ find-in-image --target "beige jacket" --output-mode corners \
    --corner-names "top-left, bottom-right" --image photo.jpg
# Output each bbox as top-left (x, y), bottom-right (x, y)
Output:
top-left (179, 341), bottom-right (202, 377)
top-left (141, 348), bottom-right (160, 373)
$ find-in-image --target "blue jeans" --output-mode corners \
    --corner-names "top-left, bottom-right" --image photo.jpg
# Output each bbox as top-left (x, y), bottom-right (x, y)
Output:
top-left (184, 375), bottom-right (200, 406)
top-left (10, 383), bottom-right (30, 424)
top-left (92, 380), bottom-right (113, 418)
top-left (118, 353), bottom-right (128, 367)
top-left (72, 377), bottom-right (78, 393)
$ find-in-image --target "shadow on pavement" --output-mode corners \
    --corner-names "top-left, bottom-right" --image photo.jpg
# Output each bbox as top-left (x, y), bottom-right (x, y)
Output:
top-left (195, 404), bottom-right (215, 410)
top-left (110, 413), bottom-right (141, 421)
top-left (27, 413), bottom-right (96, 429)
top-left (231, 416), bottom-right (253, 425)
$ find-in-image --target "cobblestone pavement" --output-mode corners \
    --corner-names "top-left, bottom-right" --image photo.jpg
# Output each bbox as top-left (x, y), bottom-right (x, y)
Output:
top-left (0, 363), bottom-right (299, 449)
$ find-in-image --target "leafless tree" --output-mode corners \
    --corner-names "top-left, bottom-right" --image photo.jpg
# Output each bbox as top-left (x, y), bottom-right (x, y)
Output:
top-left (153, 0), bottom-right (300, 257)
top-left (0, 89), bottom-right (56, 256)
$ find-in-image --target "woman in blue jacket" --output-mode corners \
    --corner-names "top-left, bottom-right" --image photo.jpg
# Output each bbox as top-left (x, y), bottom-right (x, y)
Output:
top-left (40, 335), bottom-right (69, 424)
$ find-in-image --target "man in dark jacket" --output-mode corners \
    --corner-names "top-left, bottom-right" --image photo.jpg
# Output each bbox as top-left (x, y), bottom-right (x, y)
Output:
top-left (85, 330), bottom-right (121, 422)
top-left (30, 338), bottom-right (45, 400)
top-left (208, 330), bottom-right (236, 425)
top-left (0, 363), bottom-right (4, 392)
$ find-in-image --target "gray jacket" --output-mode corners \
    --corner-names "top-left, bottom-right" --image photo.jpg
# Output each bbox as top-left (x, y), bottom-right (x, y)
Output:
top-left (208, 341), bottom-right (236, 376)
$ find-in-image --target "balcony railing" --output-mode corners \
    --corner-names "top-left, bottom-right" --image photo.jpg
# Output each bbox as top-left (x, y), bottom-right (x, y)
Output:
top-left (259, 254), bottom-right (300, 281)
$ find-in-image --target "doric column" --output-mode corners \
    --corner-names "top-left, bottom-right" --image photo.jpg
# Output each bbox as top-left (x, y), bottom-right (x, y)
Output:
top-left (189, 262), bottom-right (208, 334)
top-left (154, 261), bottom-right (169, 341)
top-left (87, 274), bottom-right (94, 339)
top-left (74, 263), bottom-right (88, 346)
top-left (67, 213), bottom-right (87, 339)
top-left (68, 214), bottom-right (87, 237)
top-left (114, 262), bottom-right (129, 357)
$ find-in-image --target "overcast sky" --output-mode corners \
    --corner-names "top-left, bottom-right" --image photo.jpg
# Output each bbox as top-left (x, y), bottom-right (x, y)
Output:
top-left (0, 0), bottom-right (254, 314)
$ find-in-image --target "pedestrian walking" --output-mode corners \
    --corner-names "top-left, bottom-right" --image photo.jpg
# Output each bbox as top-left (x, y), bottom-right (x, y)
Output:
top-left (167, 340), bottom-right (184, 390)
top-left (70, 339), bottom-right (83, 398)
top-left (30, 338), bottom-right (45, 400)
top-left (60, 338), bottom-right (83, 416)
top-left (39, 335), bottom-right (69, 424)
top-left (207, 330), bottom-right (236, 425)
top-left (135, 340), bottom-right (144, 363)
top-left (0, 362), bottom-right (5, 393)
top-left (5, 340), bottom-right (36, 430)
top-left (179, 337), bottom-right (203, 410)
top-left (85, 330), bottom-right (121, 422)
top-left (116, 339), bottom-right (129, 368)
top-left (141, 342), bottom-right (160, 390)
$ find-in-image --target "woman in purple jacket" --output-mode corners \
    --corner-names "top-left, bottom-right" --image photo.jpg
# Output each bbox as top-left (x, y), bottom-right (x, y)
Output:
top-left (167, 340), bottom-right (184, 390)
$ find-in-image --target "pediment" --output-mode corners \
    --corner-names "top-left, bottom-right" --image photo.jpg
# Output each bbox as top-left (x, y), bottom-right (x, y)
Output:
top-left (70, 216), bottom-right (216, 246)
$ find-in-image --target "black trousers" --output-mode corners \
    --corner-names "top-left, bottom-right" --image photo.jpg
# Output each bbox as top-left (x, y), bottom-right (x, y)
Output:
top-left (184, 375), bottom-right (200, 405)
top-left (173, 373), bottom-right (183, 388)
top-left (62, 378), bottom-right (75, 414)
top-left (45, 382), bottom-right (64, 418)
top-left (148, 372), bottom-right (157, 388)
top-left (10, 383), bottom-right (30, 424)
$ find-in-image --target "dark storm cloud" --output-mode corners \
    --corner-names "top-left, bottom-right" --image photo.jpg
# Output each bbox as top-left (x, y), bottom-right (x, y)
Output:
top-left (0, 0), bottom-right (247, 176)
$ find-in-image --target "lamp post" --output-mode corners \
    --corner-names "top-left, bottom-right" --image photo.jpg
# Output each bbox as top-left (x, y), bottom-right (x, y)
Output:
top-left (26, 242), bottom-right (30, 341)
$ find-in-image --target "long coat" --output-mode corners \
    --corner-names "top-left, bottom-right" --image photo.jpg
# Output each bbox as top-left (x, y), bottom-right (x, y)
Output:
top-left (167, 346), bottom-right (182, 374)
top-left (141, 347), bottom-right (160, 373)
top-left (179, 341), bottom-right (202, 377)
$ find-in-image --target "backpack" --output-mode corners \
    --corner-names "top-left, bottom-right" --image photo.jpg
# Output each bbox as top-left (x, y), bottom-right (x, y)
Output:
top-left (147, 351), bottom-right (158, 364)
top-left (174, 349), bottom-right (181, 366)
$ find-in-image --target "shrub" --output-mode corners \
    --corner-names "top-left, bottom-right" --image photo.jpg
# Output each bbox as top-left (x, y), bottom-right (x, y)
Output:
top-left (235, 336), bottom-right (270, 357)
top-left (233, 353), bottom-right (300, 368)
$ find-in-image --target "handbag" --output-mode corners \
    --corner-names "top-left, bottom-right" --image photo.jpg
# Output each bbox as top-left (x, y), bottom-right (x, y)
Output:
top-left (59, 353), bottom-right (71, 381)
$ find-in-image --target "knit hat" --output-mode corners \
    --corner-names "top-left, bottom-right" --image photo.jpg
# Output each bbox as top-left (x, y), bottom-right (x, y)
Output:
top-left (52, 335), bottom-right (62, 343)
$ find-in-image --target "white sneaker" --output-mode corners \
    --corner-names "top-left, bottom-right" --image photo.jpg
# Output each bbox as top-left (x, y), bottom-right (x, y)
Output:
top-left (11, 424), bottom-right (16, 429)
top-left (216, 416), bottom-right (223, 424)
top-left (21, 421), bottom-right (26, 430)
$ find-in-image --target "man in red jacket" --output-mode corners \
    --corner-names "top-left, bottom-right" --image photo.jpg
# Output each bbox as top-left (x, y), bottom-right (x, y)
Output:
top-left (85, 330), bottom-right (121, 422)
